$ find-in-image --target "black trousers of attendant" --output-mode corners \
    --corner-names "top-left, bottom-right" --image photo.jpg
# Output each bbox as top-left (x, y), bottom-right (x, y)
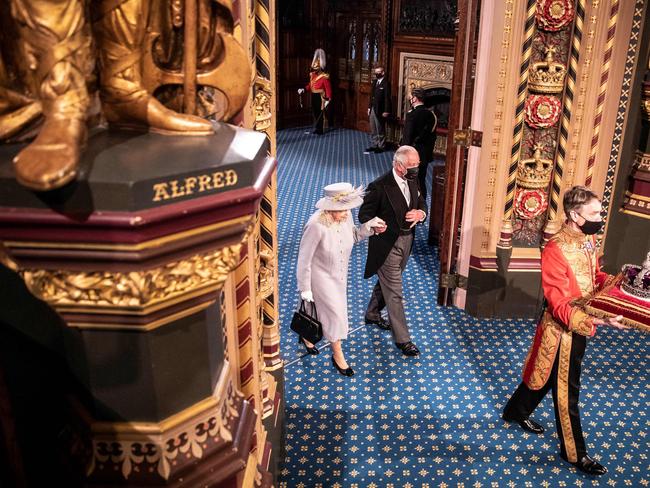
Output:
top-left (416, 159), bottom-right (430, 200)
top-left (503, 333), bottom-right (587, 462)
top-left (311, 93), bottom-right (324, 134)
top-left (413, 144), bottom-right (434, 200)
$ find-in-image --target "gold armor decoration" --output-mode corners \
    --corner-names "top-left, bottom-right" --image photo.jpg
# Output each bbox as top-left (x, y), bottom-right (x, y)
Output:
top-left (1, 0), bottom-right (93, 191)
top-left (517, 144), bottom-right (553, 189)
top-left (528, 46), bottom-right (567, 94)
top-left (0, 0), bottom-right (251, 191)
top-left (21, 243), bottom-right (243, 313)
top-left (142, 0), bottom-right (252, 121)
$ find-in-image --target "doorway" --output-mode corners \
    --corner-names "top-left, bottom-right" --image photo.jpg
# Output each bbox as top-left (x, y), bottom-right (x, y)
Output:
top-left (331, 12), bottom-right (383, 131)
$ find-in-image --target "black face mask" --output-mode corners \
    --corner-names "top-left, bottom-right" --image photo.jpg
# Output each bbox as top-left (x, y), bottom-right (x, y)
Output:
top-left (576, 213), bottom-right (604, 235)
top-left (403, 167), bottom-right (418, 181)
top-left (375, 73), bottom-right (384, 80)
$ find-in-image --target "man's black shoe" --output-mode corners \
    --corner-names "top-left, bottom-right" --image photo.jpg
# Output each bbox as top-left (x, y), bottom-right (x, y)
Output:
top-left (374, 147), bottom-right (386, 153)
top-left (395, 341), bottom-right (420, 356)
top-left (364, 146), bottom-right (378, 153)
top-left (565, 455), bottom-right (607, 475)
top-left (365, 316), bottom-right (390, 330)
top-left (517, 418), bottom-right (544, 434)
top-left (503, 415), bottom-right (545, 434)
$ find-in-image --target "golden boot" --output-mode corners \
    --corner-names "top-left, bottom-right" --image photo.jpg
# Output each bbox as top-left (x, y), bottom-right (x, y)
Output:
top-left (94, 0), bottom-right (213, 135)
top-left (9, 0), bottom-right (92, 191)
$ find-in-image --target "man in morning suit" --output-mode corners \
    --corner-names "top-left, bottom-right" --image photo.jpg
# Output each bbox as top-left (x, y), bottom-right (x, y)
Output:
top-left (366, 66), bottom-right (391, 153)
top-left (358, 146), bottom-right (427, 357)
top-left (503, 186), bottom-right (628, 475)
top-left (402, 88), bottom-right (436, 200)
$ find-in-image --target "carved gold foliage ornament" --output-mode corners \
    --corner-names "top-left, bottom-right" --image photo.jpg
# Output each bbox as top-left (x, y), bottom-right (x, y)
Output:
top-left (254, 78), bottom-right (273, 132)
top-left (258, 249), bottom-right (275, 300)
top-left (21, 244), bottom-right (243, 312)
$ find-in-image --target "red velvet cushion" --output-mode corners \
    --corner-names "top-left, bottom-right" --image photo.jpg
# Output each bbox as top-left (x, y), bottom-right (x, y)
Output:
top-left (586, 279), bottom-right (650, 332)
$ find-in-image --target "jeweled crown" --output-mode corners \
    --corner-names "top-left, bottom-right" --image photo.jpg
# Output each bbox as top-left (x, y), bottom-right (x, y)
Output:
top-left (621, 251), bottom-right (650, 300)
top-left (529, 47), bottom-right (567, 94)
top-left (517, 144), bottom-right (553, 189)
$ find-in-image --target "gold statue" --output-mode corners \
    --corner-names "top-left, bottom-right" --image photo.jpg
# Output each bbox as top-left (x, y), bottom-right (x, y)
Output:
top-left (0, 0), bottom-right (251, 191)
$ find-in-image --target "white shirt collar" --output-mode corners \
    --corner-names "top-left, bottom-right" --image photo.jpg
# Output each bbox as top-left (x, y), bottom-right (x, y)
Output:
top-left (392, 168), bottom-right (407, 186)
top-left (376, 77), bottom-right (384, 84)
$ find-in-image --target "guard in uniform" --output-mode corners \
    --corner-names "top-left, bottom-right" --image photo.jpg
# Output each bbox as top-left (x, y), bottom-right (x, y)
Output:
top-left (298, 49), bottom-right (331, 135)
top-left (503, 186), bottom-right (627, 475)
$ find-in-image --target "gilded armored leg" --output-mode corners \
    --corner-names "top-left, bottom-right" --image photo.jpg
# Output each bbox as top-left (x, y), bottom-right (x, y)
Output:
top-left (9, 0), bottom-right (92, 191)
top-left (94, 0), bottom-right (213, 135)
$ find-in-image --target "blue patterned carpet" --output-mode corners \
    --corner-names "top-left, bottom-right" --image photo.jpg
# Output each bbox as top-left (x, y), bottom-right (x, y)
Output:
top-left (275, 127), bottom-right (649, 487)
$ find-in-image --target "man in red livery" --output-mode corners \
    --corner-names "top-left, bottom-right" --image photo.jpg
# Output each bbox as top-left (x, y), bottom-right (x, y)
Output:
top-left (298, 49), bottom-right (331, 135)
top-left (503, 186), bottom-right (627, 475)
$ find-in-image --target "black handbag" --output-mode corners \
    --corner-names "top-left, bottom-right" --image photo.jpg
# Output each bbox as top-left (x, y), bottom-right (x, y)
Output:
top-left (290, 300), bottom-right (323, 344)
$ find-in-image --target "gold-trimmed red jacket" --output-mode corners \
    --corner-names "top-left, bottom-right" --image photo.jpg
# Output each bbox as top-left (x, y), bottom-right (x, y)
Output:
top-left (305, 71), bottom-right (332, 107)
top-left (521, 224), bottom-right (613, 389)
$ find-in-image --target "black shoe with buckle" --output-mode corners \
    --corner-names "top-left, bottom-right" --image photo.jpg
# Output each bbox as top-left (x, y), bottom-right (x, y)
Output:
top-left (564, 454), bottom-right (607, 475)
top-left (395, 341), bottom-right (420, 356)
top-left (365, 316), bottom-right (391, 330)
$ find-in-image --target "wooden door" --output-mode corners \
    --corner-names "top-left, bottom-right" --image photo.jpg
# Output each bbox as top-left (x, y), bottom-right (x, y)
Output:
top-left (437, 0), bottom-right (482, 306)
top-left (332, 12), bottom-right (382, 131)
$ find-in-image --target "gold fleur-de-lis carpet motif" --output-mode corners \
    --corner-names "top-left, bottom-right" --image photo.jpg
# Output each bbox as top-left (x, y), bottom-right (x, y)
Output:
top-left (276, 128), bottom-right (649, 487)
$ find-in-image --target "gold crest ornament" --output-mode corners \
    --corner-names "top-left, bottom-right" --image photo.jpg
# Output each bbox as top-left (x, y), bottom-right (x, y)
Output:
top-left (517, 144), bottom-right (554, 189)
top-left (528, 46), bottom-right (567, 94)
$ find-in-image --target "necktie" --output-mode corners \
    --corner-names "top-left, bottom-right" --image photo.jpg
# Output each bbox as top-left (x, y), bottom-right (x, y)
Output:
top-left (402, 180), bottom-right (410, 206)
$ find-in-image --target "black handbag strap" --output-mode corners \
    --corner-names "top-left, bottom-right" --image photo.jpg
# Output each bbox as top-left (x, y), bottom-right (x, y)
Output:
top-left (299, 299), bottom-right (319, 321)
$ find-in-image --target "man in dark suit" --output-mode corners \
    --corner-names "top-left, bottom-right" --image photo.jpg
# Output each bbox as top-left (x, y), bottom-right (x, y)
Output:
top-left (358, 145), bottom-right (427, 356)
top-left (366, 66), bottom-right (391, 153)
top-left (402, 88), bottom-right (436, 200)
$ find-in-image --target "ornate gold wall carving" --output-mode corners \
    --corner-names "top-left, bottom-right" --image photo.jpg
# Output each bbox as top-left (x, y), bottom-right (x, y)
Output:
top-left (21, 245), bottom-right (244, 313)
top-left (396, 52), bottom-right (453, 119)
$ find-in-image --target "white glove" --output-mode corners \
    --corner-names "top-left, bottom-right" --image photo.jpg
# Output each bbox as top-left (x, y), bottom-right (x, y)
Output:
top-left (324, 100), bottom-right (330, 108)
top-left (359, 217), bottom-right (386, 237)
top-left (297, 88), bottom-right (305, 95)
top-left (301, 290), bottom-right (314, 302)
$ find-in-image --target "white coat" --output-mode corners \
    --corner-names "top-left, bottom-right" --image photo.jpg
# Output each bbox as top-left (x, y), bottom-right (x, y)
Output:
top-left (296, 210), bottom-right (371, 342)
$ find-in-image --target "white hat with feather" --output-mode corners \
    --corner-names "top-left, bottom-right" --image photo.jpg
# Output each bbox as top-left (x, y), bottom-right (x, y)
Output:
top-left (315, 182), bottom-right (364, 210)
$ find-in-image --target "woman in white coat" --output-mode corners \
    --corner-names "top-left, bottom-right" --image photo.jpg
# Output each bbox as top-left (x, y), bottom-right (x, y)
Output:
top-left (296, 183), bottom-right (386, 376)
